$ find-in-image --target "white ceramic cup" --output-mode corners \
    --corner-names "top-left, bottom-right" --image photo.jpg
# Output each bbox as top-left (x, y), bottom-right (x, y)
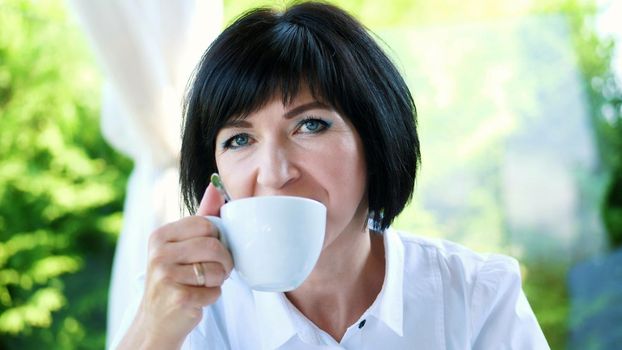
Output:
top-left (205, 196), bottom-right (326, 292)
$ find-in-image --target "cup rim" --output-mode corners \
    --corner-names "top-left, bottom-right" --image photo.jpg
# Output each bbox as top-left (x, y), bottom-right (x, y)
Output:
top-left (223, 195), bottom-right (324, 208)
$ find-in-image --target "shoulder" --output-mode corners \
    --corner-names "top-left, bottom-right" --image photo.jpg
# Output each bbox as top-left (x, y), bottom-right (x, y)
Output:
top-left (394, 229), bottom-right (522, 295)
top-left (393, 230), bottom-right (547, 347)
top-left (396, 230), bottom-right (519, 269)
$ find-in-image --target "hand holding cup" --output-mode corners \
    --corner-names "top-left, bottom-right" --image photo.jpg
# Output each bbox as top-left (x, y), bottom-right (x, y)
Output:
top-left (117, 184), bottom-right (232, 349)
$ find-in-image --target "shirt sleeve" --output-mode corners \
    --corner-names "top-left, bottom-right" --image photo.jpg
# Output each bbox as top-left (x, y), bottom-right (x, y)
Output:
top-left (469, 255), bottom-right (550, 350)
top-left (108, 274), bottom-right (145, 350)
top-left (181, 305), bottom-right (231, 350)
top-left (107, 273), bottom-right (229, 350)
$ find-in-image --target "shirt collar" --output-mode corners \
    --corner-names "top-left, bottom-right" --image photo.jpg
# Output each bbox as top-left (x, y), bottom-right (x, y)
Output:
top-left (369, 227), bottom-right (404, 337)
top-left (251, 227), bottom-right (405, 349)
top-left (252, 290), bottom-right (297, 349)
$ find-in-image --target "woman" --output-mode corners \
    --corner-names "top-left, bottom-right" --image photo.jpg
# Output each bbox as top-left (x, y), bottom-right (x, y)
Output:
top-left (114, 2), bottom-right (549, 349)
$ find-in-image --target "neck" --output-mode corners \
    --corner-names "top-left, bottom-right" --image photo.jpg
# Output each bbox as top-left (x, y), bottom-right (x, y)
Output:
top-left (285, 219), bottom-right (385, 342)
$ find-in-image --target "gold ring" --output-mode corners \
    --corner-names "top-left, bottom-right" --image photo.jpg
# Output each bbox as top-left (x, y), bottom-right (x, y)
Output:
top-left (192, 262), bottom-right (206, 286)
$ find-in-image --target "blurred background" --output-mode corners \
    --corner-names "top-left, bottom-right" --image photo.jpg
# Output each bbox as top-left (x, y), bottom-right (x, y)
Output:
top-left (0, 0), bottom-right (620, 349)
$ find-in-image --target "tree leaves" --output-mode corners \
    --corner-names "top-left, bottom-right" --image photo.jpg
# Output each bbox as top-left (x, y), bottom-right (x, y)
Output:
top-left (0, 0), bottom-right (131, 348)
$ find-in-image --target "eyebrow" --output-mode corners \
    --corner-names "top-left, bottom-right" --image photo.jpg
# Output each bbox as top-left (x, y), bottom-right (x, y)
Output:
top-left (221, 101), bottom-right (332, 129)
top-left (284, 101), bottom-right (332, 119)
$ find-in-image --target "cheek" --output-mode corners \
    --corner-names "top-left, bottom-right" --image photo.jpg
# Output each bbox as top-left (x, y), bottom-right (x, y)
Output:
top-left (313, 134), bottom-right (367, 231)
top-left (329, 133), bottom-right (365, 186)
top-left (214, 156), bottom-right (254, 199)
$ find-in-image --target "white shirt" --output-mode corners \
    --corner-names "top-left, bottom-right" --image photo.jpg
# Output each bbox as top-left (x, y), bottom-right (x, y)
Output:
top-left (111, 229), bottom-right (550, 349)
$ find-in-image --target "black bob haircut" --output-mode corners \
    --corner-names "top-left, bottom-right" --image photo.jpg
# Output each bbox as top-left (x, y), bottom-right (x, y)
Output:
top-left (180, 1), bottom-right (421, 230)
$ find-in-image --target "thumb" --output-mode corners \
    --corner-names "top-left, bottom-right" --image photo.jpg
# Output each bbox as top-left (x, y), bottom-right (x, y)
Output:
top-left (196, 183), bottom-right (225, 217)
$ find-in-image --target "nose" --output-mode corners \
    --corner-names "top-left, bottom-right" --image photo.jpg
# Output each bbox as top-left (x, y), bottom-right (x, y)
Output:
top-left (256, 140), bottom-right (300, 190)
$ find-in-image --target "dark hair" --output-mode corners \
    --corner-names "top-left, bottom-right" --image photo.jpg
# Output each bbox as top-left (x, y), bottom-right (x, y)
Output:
top-left (180, 1), bottom-right (420, 230)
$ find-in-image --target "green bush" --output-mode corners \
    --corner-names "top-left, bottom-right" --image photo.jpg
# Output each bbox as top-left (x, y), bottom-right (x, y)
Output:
top-left (0, 1), bottom-right (132, 348)
top-left (546, 0), bottom-right (622, 251)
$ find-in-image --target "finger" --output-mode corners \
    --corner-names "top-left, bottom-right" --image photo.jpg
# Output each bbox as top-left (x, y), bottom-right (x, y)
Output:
top-left (177, 262), bottom-right (229, 287)
top-left (163, 236), bottom-right (234, 272)
top-left (150, 217), bottom-right (220, 249)
top-left (197, 183), bottom-right (225, 217)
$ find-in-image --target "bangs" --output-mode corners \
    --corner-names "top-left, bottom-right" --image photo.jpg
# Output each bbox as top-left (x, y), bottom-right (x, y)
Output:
top-left (194, 9), bottom-right (341, 140)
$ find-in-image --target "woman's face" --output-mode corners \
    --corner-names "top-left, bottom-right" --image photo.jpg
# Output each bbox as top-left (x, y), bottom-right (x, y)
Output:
top-left (214, 88), bottom-right (368, 247)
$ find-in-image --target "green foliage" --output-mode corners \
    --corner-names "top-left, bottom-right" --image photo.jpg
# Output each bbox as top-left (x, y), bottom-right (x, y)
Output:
top-left (604, 170), bottom-right (622, 247)
top-left (533, 0), bottom-right (622, 251)
top-left (522, 261), bottom-right (570, 349)
top-left (0, 0), bottom-right (132, 348)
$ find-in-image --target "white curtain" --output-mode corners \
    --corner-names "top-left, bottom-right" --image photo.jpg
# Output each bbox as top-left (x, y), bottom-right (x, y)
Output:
top-left (67, 0), bottom-right (222, 346)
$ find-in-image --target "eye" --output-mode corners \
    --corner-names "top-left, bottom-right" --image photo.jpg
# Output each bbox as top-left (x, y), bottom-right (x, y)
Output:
top-left (222, 133), bottom-right (251, 150)
top-left (297, 117), bottom-right (331, 134)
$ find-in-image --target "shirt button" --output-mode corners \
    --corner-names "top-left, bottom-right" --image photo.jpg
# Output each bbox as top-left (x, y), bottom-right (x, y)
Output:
top-left (358, 319), bottom-right (366, 329)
